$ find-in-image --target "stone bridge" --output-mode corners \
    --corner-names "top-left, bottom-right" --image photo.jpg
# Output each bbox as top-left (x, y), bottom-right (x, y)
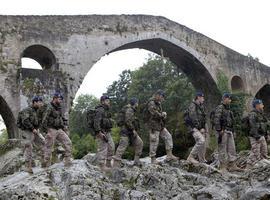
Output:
top-left (0, 15), bottom-right (270, 138)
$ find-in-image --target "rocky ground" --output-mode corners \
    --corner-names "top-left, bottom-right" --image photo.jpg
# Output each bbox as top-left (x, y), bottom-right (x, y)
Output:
top-left (0, 148), bottom-right (269, 200)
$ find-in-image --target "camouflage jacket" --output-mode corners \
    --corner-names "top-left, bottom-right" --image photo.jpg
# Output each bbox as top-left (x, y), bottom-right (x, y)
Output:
top-left (248, 109), bottom-right (269, 138)
top-left (147, 98), bottom-right (165, 131)
top-left (41, 102), bottom-right (67, 130)
top-left (187, 101), bottom-right (206, 130)
top-left (93, 104), bottom-right (113, 133)
top-left (214, 102), bottom-right (234, 131)
top-left (19, 106), bottom-right (39, 131)
top-left (123, 104), bottom-right (140, 131)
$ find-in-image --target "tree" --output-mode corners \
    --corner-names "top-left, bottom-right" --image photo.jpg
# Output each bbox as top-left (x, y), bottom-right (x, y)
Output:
top-left (106, 70), bottom-right (132, 115)
top-left (69, 94), bottom-right (99, 137)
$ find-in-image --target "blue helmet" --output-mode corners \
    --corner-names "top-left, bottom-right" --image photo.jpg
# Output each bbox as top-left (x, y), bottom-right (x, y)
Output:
top-left (252, 99), bottom-right (263, 108)
top-left (32, 96), bottom-right (43, 103)
top-left (222, 92), bottom-right (232, 99)
top-left (100, 95), bottom-right (110, 102)
top-left (53, 92), bottom-right (63, 100)
top-left (129, 97), bottom-right (138, 106)
top-left (195, 91), bottom-right (204, 97)
top-left (156, 89), bottom-right (165, 98)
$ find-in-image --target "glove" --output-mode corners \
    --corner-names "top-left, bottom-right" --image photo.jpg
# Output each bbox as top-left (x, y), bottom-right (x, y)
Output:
top-left (162, 112), bottom-right (167, 119)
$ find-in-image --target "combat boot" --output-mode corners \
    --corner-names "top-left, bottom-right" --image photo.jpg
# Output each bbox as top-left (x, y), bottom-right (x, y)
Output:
top-left (151, 157), bottom-right (160, 165)
top-left (112, 157), bottom-right (121, 168)
top-left (25, 161), bottom-right (33, 174)
top-left (227, 162), bottom-right (244, 172)
top-left (106, 159), bottom-right (112, 168)
top-left (41, 160), bottom-right (51, 168)
top-left (64, 157), bottom-right (72, 167)
top-left (166, 149), bottom-right (179, 162)
top-left (99, 163), bottom-right (111, 172)
top-left (134, 155), bottom-right (143, 167)
top-left (187, 154), bottom-right (199, 164)
top-left (219, 163), bottom-right (228, 174)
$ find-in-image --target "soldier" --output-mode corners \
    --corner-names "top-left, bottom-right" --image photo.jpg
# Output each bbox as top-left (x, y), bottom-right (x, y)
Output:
top-left (17, 96), bottom-right (45, 174)
top-left (113, 97), bottom-right (143, 167)
top-left (146, 90), bottom-right (178, 164)
top-left (186, 92), bottom-right (207, 164)
top-left (214, 93), bottom-right (242, 172)
top-left (246, 99), bottom-right (270, 168)
top-left (42, 93), bottom-right (72, 168)
top-left (93, 95), bottom-right (115, 172)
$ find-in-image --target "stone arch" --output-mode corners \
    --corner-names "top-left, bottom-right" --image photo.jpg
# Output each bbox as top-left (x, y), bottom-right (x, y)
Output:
top-left (0, 95), bottom-right (17, 138)
top-left (231, 76), bottom-right (245, 92)
top-left (103, 38), bottom-right (221, 108)
top-left (255, 84), bottom-right (270, 116)
top-left (21, 45), bottom-right (57, 70)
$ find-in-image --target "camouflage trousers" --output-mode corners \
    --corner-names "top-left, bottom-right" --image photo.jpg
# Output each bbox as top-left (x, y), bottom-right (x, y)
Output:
top-left (189, 128), bottom-right (207, 162)
top-left (21, 130), bottom-right (45, 162)
top-left (95, 131), bottom-right (115, 165)
top-left (149, 128), bottom-right (173, 158)
top-left (247, 136), bottom-right (268, 165)
top-left (43, 128), bottom-right (72, 162)
top-left (114, 132), bottom-right (143, 161)
top-left (216, 130), bottom-right (237, 164)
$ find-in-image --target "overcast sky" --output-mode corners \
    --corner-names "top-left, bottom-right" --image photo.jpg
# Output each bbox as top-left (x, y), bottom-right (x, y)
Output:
top-left (2, 0), bottom-right (270, 99)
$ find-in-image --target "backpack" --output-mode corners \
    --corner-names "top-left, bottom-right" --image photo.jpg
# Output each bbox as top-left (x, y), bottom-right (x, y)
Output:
top-left (209, 109), bottom-right (216, 130)
top-left (17, 110), bottom-right (25, 129)
top-left (183, 108), bottom-right (193, 127)
top-left (241, 115), bottom-right (250, 133)
top-left (86, 109), bottom-right (96, 130)
top-left (116, 107), bottom-right (126, 127)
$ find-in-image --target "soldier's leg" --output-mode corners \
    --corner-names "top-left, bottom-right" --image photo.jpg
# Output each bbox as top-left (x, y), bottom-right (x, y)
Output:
top-left (43, 128), bottom-right (57, 165)
top-left (22, 131), bottom-right (34, 168)
top-left (188, 129), bottom-right (206, 163)
top-left (216, 131), bottom-right (228, 169)
top-left (33, 132), bottom-right (45, 161)
top-left (95, 136), bottom-right (108, 167)
top-left (149, 129), bottom-right (160, 158)
top-left (133, 134), bottom-right (143, 159)
top-left (160, 128), bottom-right (178, 161)
top-left (260, 136), bottom-right (268, 159)
top-left (114, 135), bottom-right (129, 161)
top-left (247, 137), bottom-right (261, 166)
top-left (106, 132), bottom-right (115, 167)
top-left (226, 131), bottom-right (237, 163)
top-left (56, 129), bottom-right (72, 166)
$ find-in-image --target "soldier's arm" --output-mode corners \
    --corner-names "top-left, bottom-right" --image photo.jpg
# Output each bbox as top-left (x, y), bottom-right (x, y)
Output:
top-left (21, 109), bottom-right (34, 130)
top-left (214, 106), bottom-right (223, 131)
top-left (148, 101), bottom-right (163, 119)
top-left (125, 108), bottom-right (135, 130)
top-left (93, 107), bottom-right (103, 133)
top-left (188, 103), bottom-right (199, 128)
top-left (249, 112), bottom-right (260, 138)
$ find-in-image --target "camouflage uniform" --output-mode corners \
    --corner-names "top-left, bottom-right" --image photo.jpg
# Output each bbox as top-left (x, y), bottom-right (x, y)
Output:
top-left (214, 103), bottom-right (237, 166)
top-left (147, 98), bottom-right (174, 159)
top-left (187, 101), bottom-right (207, 163)
top-left (94, 104), bottom-right (115, 166)
top-left (247, 109), bottom-right (269, 165)
top-left (19, 106), bottom-right (45, 164)
top-left (42, 102), bottom-right (72, 165)
top-left (114, 104), bottom-right (143, 164)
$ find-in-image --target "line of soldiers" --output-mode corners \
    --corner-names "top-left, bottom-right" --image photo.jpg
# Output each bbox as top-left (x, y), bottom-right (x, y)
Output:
top-left (17, 90), bottom-right (269, 174)
top-left (17, 93), bottom-right (72, 174)
top-left (92, 90), bottom-right (179, 172)
top-left (185, 92), bottom-right (270, 172)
